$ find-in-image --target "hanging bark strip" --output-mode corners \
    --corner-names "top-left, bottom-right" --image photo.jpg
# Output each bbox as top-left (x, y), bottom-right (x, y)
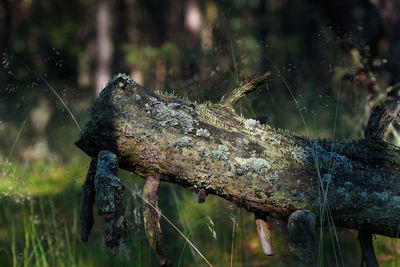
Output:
top-left (197, 188), bottom-right (207, 203)
top-left (76, 73), bottom-right (400, 264)
top-left (143, 175), bottom-right (172, 267)
top-left (80, 158), bottom-right (97, 242)
top-left (94, 150), bottom-right (126, 254)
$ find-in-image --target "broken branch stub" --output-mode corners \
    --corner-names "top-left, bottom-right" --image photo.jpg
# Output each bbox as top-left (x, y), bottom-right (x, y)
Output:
top-left (358, 230), bottom-right (379, 267)
top-left (143, 175), bottom-right (172, 267)
top-left (365, 104), bottom-right (393, 140)
top-left (198, 188), bottom-right (207, 203)
top-left (220, 72), bottom-right (271, 108)
top-left (255, 214), bottom-right (275, 256)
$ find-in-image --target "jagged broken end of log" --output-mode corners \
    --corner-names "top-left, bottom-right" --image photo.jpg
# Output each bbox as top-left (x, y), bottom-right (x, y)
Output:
top-left (365, 103), bottom-right (393, 141)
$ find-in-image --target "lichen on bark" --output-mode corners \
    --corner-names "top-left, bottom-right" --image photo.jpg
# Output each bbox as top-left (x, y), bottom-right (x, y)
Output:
top-left (75, 73), bottom-right (400, 242)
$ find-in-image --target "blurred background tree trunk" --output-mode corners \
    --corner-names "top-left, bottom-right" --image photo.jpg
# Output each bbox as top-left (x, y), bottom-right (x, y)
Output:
top-left (183, 0), bottom-right (201, 83)
top-left (370, 0), bottom-right (400, 85)
top-left (95, 0), bottom-right (113, 96)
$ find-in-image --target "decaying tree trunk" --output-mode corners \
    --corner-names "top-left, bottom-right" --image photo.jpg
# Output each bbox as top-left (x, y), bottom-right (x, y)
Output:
top-left (76, 73), bottom-right (400, 265)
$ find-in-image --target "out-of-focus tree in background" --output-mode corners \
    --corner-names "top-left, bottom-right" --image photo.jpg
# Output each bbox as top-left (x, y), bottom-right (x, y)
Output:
top-left (1, 0), bottom-right (400, 266)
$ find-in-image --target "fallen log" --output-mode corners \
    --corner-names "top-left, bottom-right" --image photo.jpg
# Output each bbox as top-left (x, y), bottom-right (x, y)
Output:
top-left (76, 73), bottom-right (400, 265)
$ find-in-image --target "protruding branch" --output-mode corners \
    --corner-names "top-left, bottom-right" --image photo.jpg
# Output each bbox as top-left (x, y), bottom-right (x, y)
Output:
top-left (255, 214), bottom-right (275, 256)
top-left (143, 175), bottom-right (172, 267)
top-left (198, 189), bottom-right (207, 203)
top-left (94, 150), bottom-right (126, 254)
top-left (365, 103), bottom-right (393, 140)
top-left (80, 158), bottom-right (97, 242)
top-left (287, 210), bottom-right (317, 264)
top-left (220, 72), bottom-right (271, 108)
top-left (358, 230), bottom-right (379, 267)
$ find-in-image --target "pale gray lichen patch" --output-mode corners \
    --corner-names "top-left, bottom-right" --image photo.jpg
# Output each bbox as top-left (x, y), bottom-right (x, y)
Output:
top-left (291, 189), bottom-right (305, 201)
top-left (335, 187), bottom-right (351, 206)
top-left (235, 157), bottom-right (271, 175)
top-left (145, 97), bottom-right (194, 134)
top-left (172, 136), bottom-right (194, 150)
top-left (244, 119), bottom-right (261, 132)
top-left (196, 128), bottom-right (210, 138)
top-left (94, 151), bottom-right (123, 214)
top-left (292, 143), bottom-right (353, 170)
top-left (291, 146), bottom-right (309, 165)
top-left (374, 191), bottom-right (390, 205)
top-left (197, 147), bottom-right (206, 158)
top-left (389, 195), bottom-right (400, 209)
top-left (307, 143), bottom-right (352, 170)
top-left (270, 171), bottom-right (279, 182)
top-left (108, 73), bottom-right (137, 89)
top-left (208, 145), bottom-right (230, 161)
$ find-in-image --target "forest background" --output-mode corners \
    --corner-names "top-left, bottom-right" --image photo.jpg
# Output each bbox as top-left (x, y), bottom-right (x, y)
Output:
top-left (1, 0), bottom-right (400, 266)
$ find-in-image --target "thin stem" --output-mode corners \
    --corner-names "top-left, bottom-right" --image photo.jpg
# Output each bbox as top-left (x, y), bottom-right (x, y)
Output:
top-left (14, 54), bottom-right (81, 131)
top-left (121, 181), bottom-right (213, 267)
top-left (8, 114), bottom-right (29, 159)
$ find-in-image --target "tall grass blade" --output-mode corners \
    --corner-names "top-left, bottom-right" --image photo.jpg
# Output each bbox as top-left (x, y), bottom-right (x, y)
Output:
top-left (122, 181), bottom-right (213, 267)
top-left (8, 114), bottom-right (29, 160)
top-left (13, 54), bottom-right (81, 131)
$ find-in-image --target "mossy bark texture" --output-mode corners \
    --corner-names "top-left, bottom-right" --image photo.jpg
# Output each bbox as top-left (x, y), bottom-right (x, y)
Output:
top-left (76, 73), bottom-right (400, 243)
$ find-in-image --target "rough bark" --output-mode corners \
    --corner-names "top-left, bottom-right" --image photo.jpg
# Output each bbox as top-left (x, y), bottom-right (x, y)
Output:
top-left (76, 73), bottom-right (400, 240)
top-left (94, 150), bottom-right (126, 254)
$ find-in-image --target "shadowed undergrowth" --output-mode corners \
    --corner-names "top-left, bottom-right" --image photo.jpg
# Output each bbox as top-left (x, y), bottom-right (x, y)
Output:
top-left (0, 152), bottom-right (399, 266)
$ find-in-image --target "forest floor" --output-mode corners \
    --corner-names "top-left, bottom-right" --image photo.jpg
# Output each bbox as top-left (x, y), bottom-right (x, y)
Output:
top-left (1, 149), bottom-right (399, 266)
